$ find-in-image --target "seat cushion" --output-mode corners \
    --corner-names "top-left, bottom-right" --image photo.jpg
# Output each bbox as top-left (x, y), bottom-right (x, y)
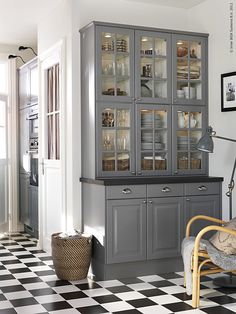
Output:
top-left (210, 217), bottom-right (236, 254)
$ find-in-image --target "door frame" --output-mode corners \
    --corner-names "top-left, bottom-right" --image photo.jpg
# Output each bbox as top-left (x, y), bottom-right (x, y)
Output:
top-left (38, 39), bottom-right (66, 250)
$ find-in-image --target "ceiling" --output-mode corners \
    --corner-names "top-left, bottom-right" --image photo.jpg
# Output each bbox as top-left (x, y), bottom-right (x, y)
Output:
top-left (0, 0), bottom-right (207, 47)
top-left (0, 0), bottom-right (62, 46)
top-left (125, 0), bottom-right (207, 8)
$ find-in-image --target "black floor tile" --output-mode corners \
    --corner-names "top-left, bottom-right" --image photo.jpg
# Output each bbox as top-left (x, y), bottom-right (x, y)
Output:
top-left (19, 276), bottom-right (43, 284)
top-left (0, 294), bottom-right (7, 301)
top-left (10, 297), bottom-right (39, 307)
top-left (1, 285), bottom-right (26, 293)
top-left (8, 248), bottom-right (27, 252)
top-left (119, 278), bottom-right (144, 285)
top-left (208, 295), bottom-right (236, 305)
top-left (113, 311), bottom-right (141, 314)
top-left (0, 309), bottom-right (17, 314)
top-left (16, 254), bottom-right (35, 259)
top-left (107, 285), bottom-right (133, 294)
top-left (25, 261), bottom-right (46, 267)
top-left (163, 301), bottom-right (193, 312)
top-left (93, 294), bottom-right (122, 304)
top-left (60, 291), bottom-right (88, 300)
top-left (150, 280), bottom-right (175, 288)
top-left (139, 288), bottom-right (166, 297)
top-left (29, 288), bottom-right (56, 296)
top-left (77, 305), bottom-right (108, 314)
top-left (76, 282), bottom-right (102, 290)
top-left (1, 259), bottom-right (22, 265)
top-left (173, 292), bottom-right (192, 301)
top-left (0, 274), bottom-right (15, 280)
top-left (42, 301), bottom-right (72, 311)
top-left (34, 270), bottom-right (55, 276)
top-left (46, 279), bottom-right (72, 287)
top-left (127, 298), bottom-right (157, 308)
top-left (9, 267), bottom-right (31, 274)
top-left (160, 272), bottom-right (183, 279)
top-left (202, 306), bottom-right (236, 314)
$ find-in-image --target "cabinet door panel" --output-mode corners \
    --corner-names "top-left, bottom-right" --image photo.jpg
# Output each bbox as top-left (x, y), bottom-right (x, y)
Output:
top-left (107, 199), bottom-right (146, 263)
top-left (19, 173), bottom-right (30, 225)
top-left (147, 197), bottom-right (184, 259)
top-left (184, 195), bottom-right (221, 239)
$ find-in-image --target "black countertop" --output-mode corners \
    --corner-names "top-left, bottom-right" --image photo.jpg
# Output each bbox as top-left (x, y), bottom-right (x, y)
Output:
top-left (80, 176), bottom-right (223, 186)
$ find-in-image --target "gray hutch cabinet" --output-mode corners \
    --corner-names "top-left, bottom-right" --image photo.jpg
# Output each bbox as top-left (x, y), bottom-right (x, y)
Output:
top-left (80, 21), bottom-right (223, 280)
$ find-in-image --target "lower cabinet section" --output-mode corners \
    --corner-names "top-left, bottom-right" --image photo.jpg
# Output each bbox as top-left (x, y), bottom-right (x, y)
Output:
top-left (107, 199), bottom-right (146, 263)
top-left (82, 180), bottom-right (222, 280)
top-left (147, 197), bottom-right (184, 260)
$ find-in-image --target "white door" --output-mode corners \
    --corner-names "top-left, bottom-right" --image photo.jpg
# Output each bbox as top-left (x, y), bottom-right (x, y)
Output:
top-left (39, 42), bottom-right (66, 252)
top-left (0, 96), bottom-right (9, 233)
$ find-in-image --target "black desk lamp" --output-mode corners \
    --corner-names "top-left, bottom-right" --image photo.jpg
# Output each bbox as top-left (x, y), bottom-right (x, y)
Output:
top-left (197, 125), bottom-right (236, 287)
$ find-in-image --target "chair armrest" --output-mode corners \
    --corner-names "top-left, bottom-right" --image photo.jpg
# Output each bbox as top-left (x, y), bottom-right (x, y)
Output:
top-left (193, 225), bottom-right (236, 259)
top-left (186, 215), bottom-right (226, 238)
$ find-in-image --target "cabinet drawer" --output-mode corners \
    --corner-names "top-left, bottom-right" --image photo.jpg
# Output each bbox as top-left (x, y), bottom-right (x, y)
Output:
top-left (106, 185), bottom-right (146, 199)
top-left (147, 184), bottom-right (184, 198)
top-left (185, 182), bottom-right (220, 196)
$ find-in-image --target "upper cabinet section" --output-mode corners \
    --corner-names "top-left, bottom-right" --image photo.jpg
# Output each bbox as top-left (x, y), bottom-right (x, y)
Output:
top-left (19, 58), bottom-right (38, 109)
top-left (172, 35), bottom-right (207, 105)
top-left (135, 31), bottom-right (171, 104)
top-left (97, 26), bottom-right (135, 102)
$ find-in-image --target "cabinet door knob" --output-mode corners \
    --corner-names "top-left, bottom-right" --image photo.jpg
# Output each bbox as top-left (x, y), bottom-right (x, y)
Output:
top-left (198, 185), bottom-right (207, 191)
top-left (122, 188), bottom-right (132, 194)
top-left (148, 200), bottom-right (153, 204)
top-left (136, 97), bottom-right (141, 102)
top-left (137, 171), bottom-right (142, 175)
top-left (131, 171), bottom-right (136, 175)
top-left (142, 200), bottom-right (147, 204)
top-left (162, 186), bottom-right (171, 193)
top-left (186, 198), bottom-right (190, 201)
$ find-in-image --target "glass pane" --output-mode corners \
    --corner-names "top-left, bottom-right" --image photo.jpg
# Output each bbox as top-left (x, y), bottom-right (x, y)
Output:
top-left (140, 37), bottom-right (153, 55)
top-left (190, 41), bottom-right (201, 59)
top-left (116, 34), bottom-right (129, 53)
top-left (101, 77), bottom-right (115, 96)
top-left (155, 130), bottom-right (166, 150)
top-left (141, 59), bottom-right (153, 78)
top-left (154, 153), bottom-right (167, 170)
top-left (189, 111), bottom-right (202, 128)
top-left (190, 82), bottom-right (201, 100)
top-left (177, 111), bottom-right (188, 129)
top-left (177, 130), bottom-right (189, 150)
top-left (102, 109), bottom-right (115, 127)
top-left (116, 55), bottom-right (129, 76)
top-left (154, 81), bottom-right (167, 99)
top-left (155, 38), bottom-right (166, 56)
top-left (141, 130), bottom-right (153, 145)
top-left (141, 80), bottom-right (152, 97)
top-left (117, 153), bottom-right (130, 171)
top-left (117, 130), bottom-right (130, 151)
top-left (102, 130), bottom-right (115, 151)
top-left (178, 152), bottom-right (189, 169)
top-left (190, 131), bottom-right (202, 149)
top-left (141, 110), bottom-right (153, 128)
top-left (101, 32), bottom-right (115, 51)
top-left (155, 110), bottom-right (167, 128)
top-left (55, 113), bottom-right (60, 159)
top-left (190, 60), bottom-right (201, 80)
top-left (116, 78), bottom-right (129, 96)
top-left (47, 68), bottom-right (54, 113)
top-left (177, 59), bottom-right (188, 80)
top-left (141, 153), bottom-right (154, 170)
top-left (102, 153), bottom-right (115, 171)
top-left (154, 58), bottom-right (166, 79)
top-left (177, 40), bottom-right (189, 57)
top-left (177, 82), bottom-right (188, 99)
top-left (190, 152), bottom-right (202, 169)
top-left (117, 109), bottom-right (130, 127)
top-left (47, 115), bottom-right (54, 159)
top-left (102, 55), bottom-right (115, 75)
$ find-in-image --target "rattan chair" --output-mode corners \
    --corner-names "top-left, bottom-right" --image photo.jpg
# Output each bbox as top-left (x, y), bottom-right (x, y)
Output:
top-left (185, 215), bottom-right (236, 308)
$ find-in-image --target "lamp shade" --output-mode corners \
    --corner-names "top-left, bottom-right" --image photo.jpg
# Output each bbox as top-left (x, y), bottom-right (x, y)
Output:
top-left (197, 126), bottom-right (214, 153)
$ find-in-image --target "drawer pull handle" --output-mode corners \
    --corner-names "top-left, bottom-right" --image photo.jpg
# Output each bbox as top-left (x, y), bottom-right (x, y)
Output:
top-left (198, 185), bottom-right (207, 191)
top-left (162, 187), bottom-right (171, 193)
top-left (122, 188), bottom-right (132, 194)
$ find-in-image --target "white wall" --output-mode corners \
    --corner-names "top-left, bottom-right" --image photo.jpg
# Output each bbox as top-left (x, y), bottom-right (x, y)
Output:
top-left (189, 0), bottom-right (236, 220)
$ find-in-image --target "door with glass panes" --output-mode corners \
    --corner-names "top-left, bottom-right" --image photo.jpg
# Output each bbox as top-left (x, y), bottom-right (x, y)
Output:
top-left (136, 104), bottom-right (171, 175)
top-left (97, 26), bottom-right (134, 102)
top-left (135, 30), bottom-right (171, 104)
top-left (97, 104), bottom-right (135, 177)
top-left (172, 34), bottom-right (207, 105)
top-left (172, 106), bottom-right (207, 175)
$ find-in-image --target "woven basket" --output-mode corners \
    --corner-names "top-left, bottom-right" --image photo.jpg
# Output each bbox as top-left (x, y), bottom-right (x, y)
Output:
top-left (51, 233), bottom-right (92, 281)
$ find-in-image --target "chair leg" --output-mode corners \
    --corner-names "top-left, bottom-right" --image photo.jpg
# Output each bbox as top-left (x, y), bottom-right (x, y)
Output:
top-left (184, 272), bottom-right (186, 287)
top-left (196, 271), bottom-right (201, 308)
top-left (192, 257), bottom-right (199, 308)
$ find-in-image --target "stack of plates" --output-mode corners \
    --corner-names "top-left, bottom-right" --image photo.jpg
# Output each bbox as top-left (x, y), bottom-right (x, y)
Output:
top-left (141, 112), bottom-right (163, 128)
top-left (177, 136), bottom-right (196, 150)
top-left (141, 131), bottom-right (165, 150)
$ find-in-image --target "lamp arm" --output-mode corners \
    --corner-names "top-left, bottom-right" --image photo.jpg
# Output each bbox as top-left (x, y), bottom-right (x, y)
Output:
top-left (212, 135), bottom-right (236, 143)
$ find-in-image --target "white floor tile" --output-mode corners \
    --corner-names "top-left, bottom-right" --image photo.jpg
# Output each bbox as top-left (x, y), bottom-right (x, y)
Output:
top-left (50, 309), bottom-right (81, 314)
top-left (138, 275), bottom-right (165, 282)
top-left (139, 304), bottom-right (172, 314)
top-left (127, 282), bottom-right (156, 291)
top-left (5, 290), bottom-right (32, 300)
top-left (52, 285), bottom-right (80, 294)
top-left (102, 300), bottom-right (134, 312)
top-left (116, 291), bottom-right (146, 301)
top-left (177, 309), bottom-right (206, 314)
top-left (4, 264), bottom-right (27, 270)
top-left (67, 296), bottom-right (98, 308)
top-left (0, 300), bottom-right (14, 309)
top-left (28, 265), bottom-right (52, 272)
top-left (159, 285), bottom-right (186, 294)
top-left (13, 272), bottom-right (39, 279)
top-left (223, 303), bottom-right (236, 312)
top-left (150, 294), bottom-right (182, 305)
top-left (83, 288), bottom-right (112, 297)
top-left (35, 293), bottom-right (65, 304)
top-left (40, 274), bottom-right (59, 282)
top-left (15, 304), bottom-right (46, 314)
top-left (96, 279), bottom-right (124, 288)
top-left (23, 282), bottom-right (49, 290)
top-left (0, 279), bottom-right (20, 287)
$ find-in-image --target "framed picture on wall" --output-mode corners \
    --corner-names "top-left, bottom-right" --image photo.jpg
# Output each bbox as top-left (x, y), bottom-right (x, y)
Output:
top-left (221, 71), bottom-right (236, 112)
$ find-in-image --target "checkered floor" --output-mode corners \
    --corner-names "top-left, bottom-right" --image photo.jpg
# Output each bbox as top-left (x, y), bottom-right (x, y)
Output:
top-left (1, 234), bottom-right (236, 314)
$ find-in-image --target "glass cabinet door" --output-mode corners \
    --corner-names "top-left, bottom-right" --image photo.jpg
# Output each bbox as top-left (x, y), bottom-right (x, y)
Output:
top-left (173, 106), bottom-right (207, 175)
top-left (136, 104), bottom-right (171, 175)
top-left (97, 26), bottom-right (134, 101)
top-left (98, 104), bottom-right (135, 176)
top-left (135, 31), bottom-right (171, 104)
top-left (172, 35), bottom-right (206, 105)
